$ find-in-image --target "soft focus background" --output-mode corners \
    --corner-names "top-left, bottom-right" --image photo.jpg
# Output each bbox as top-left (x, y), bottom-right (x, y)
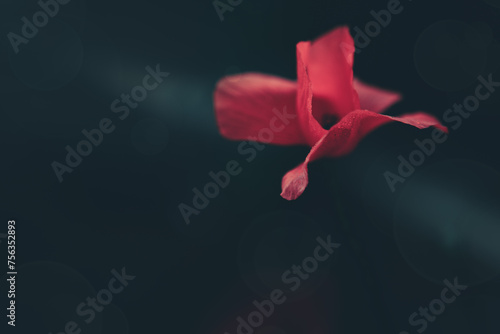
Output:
top-left (1, 0), bottom-right (500, 333)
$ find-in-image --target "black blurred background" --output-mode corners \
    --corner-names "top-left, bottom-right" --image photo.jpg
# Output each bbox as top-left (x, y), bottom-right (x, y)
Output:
top-left (1, 0), bottom-right (500, 333)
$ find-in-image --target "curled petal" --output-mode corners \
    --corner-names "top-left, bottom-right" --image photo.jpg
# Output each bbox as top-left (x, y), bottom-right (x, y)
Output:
top-left (214, 73), bottom-right (307, 145)
top-left (281, 110), bottom-right (448, 200)
top-left (296, 43), bottom-right (328, 145)
top-left (297, 26), bottom-right (360, 123)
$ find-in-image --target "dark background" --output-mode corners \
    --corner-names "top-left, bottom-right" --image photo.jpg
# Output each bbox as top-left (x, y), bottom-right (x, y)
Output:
top-left (1, 0), bottom-right (500, 333)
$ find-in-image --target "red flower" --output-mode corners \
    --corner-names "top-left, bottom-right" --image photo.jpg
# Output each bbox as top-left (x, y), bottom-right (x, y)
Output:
top-left (214, 26), bottom-right (448, 200)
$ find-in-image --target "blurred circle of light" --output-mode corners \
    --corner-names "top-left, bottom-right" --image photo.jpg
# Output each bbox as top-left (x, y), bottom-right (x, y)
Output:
top-left (458, 198), bottom-right (500, 278)
top-left (414, 20), bottom-right (488, 92)
top-left (393, 159), bottom-right (500, 286)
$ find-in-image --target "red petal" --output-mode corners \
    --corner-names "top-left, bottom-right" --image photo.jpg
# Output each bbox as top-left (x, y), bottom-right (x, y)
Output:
top-left (297, 26), bottom-right (360, 123)
top-left (353, 78), bottom-right (402, 113)
top-left (214, 73), bottom-right (307, 145)
top-left (281, 110), bottom-right (448, 200)
top-left (296, 43), bottom-right (328, 146)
